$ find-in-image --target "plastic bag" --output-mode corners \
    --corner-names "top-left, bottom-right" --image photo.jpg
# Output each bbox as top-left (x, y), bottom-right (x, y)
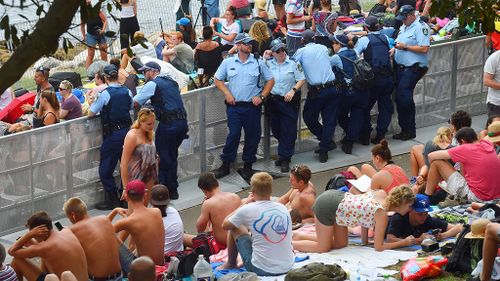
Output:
top-left (400, 256), bottom-right (448, 281)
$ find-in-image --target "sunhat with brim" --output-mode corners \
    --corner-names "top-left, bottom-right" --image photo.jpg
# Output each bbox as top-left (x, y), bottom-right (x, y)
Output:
top-left (464, 218), bottom-right (489, 239)
top-left (485, 121), bottom-right (500, 143)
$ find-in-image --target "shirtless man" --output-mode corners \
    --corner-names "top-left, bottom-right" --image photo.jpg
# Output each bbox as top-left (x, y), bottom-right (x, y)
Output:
top-left (63, 197), bottom-right (122, 281)
top-left (108, 180), bottom-right (165, 274)
top-left (8, 211), bottom-right (88, 281)
top-left (184, 172), bottom-right (241, 250)
top-left (277, 165), bottom-right (316, 223)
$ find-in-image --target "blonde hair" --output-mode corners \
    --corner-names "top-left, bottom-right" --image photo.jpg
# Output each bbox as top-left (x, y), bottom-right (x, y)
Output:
top-left (59, 80), bottom-right (73, 91)
top-left (132, 108), bottom-right (156, 141)
top-left (386, 185), bottom-right (415, 210)
top-left (433, 126), bottom-right (452, 145)
top-left (250, 172), bottom-right (273, 197)
top-left (249, 21), bottom-right (270, 48)
top-left (63, 197), bottom-right (88, 219)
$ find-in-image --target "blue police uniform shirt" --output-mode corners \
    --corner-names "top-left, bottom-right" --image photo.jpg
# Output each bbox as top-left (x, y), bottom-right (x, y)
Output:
top-left (395, 18), bottom-right (430, 67)
top-left (267, 56), bottom-right (305, 96)
top-left (90, 83), bottom-right (134, 114)
top-left (214, 53), bottom-right (274, 102)
top-left (330, 47), bottom-right (349, 70)
top-left (293, 42), bottom-right (335, 85)
top-left (354, 32), bottom-right (391, 54)
top-left (134, 74), bottom-right (177, 106)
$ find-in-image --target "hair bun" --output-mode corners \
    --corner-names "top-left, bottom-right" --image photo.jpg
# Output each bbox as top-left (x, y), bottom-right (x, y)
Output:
top-left (379, 139), bottom-right (388, 147)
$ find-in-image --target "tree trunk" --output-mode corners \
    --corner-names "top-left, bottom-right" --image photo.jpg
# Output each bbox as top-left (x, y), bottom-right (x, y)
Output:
top-left (0, 0), bottom-right (82, 94)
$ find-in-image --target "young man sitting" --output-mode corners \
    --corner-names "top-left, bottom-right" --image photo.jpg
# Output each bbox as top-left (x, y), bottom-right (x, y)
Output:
top-left (219, 172), bottom-right (294, 276)
top-left (108, 180), bottom-right (165, 274)
top-left (149, 184), bottom-right (185, 255)
top-left (423, 127), bottom-right (500, 202)
top-left (63, 197), bottom-right (122, 281)
top-left (1, 242), bottom-right (18, 280)
top-left (8, 211), bottom-right (88, 281)
top-left (185, 172), bottom-right (241, 251)
top-left (277, 165), bottom-right (316, 223)
top-left (387, 194), bottom-right (463, 244)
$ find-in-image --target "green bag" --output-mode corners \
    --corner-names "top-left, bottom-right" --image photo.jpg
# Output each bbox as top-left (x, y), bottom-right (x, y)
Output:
top-left (285, 262), bottom-right (347, 281)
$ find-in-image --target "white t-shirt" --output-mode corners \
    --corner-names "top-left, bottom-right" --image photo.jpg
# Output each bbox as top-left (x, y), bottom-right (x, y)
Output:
top-left (285, 0), bottom-right (305, 36)
top-left (131, 41), bottom-right (156, 59)
top-left (163, 207), bottom-right (185, 254)
top-left (219, 18), bottom-right (240, 46)
top-left (0, 88), bottom-right (13, 111)
top-left (228, 200), bottom-right (294, 274)
top-left (484, 50), bottom-right (500, 106)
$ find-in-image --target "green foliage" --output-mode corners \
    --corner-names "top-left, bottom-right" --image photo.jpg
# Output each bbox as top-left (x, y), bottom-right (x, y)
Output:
top-left (430, 0), bottom-right (498, 33)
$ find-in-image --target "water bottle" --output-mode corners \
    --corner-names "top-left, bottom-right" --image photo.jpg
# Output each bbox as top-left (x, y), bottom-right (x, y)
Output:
top-left (192, 255), bottom-right (214, 281)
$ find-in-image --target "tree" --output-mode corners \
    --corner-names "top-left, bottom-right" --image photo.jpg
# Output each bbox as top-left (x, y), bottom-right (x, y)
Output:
top-left (0, 0), bottom-right (118, 94)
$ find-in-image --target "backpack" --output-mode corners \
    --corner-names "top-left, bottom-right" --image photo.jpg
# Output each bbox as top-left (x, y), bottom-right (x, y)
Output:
top-left (446, 224), bottom-right (484, 274)
top-left (338, 55), bottom-right (375, 90)
top-left (325, 174), bottom-right (348, 191)
top-left (165, 245), bottom-right (212, 278)
top-left (285, 262), bottom-right (347, 281)
top-left (192, 232), bottom-right (222, 255)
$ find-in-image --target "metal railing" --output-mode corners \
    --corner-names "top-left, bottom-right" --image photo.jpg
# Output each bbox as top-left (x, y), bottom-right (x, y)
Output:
top-left (0, 35), bottom-right (488, 235)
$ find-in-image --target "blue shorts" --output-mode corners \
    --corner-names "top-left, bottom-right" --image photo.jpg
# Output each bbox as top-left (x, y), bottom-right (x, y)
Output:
top-left (235, 234), bottom-right (284, 276)
top-left (86, 32), bottom-right (107, 46)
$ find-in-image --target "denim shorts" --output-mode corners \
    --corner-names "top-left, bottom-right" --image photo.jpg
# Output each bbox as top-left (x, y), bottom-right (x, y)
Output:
top-left (86, 32), bottom-right (107, 46)
top-left (235, 234), bottom-right (284, 276)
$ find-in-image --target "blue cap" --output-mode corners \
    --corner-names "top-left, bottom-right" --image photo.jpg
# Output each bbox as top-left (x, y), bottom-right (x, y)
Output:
top-left (395, 5), bottom-right (415, 21)
top-left (103, 64), bottom-right (118, 77)
top-left (176, 17), bottom-right (191, 26)
top-left (328, 34), bottom-right (349, 46)
top-left (138, 61), bottom-right (161, 73)
top-left (412, 194), bottom-right (433, 213)
top-left (270, 38), bottom-right (286, 52)
top-left (234, 33), bottom-right (254, 44)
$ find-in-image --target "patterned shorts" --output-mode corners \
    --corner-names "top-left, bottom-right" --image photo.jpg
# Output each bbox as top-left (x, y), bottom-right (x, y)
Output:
top-left (445, 171), bottom-right (481, 202)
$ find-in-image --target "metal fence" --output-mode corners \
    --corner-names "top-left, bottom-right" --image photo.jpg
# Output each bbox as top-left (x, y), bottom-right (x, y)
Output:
top-left (0, 35), bottom-right (488, 235)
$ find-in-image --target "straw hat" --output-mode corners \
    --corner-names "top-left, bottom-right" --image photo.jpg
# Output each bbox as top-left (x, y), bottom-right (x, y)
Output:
top-left (485, 121), bottom-right (500, 143)
top-left (255, 0), bottom-right (266, 11)
top-left (464, 218), bottom-right (490, 239)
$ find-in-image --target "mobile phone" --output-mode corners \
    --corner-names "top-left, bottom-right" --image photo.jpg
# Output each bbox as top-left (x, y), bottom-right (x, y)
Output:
top-left (430, 229), bottom-right (441, 235)
top-left (54, 222), bottom-right (64, 231)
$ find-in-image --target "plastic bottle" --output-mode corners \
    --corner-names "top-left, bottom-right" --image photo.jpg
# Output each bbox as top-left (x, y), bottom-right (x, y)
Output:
top-left (192, 255), bottom-right (214, 281)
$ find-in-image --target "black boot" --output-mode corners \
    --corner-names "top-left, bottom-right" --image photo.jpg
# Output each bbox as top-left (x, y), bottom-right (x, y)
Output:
top-left (280, 159), bottom-right (290, 173)
top-left (96, 191), bottom-right (120, 210)
top-left (169, 188), bottom-right (180, 200)
top-left (371, 134), bottom-right (385, 145)
top-left (238, 162), bottom-right (254, 181)
top-left (358, 133), bottom-right (370, 146)
top-left (212, 162), bottom-right (230, 179)
top-left (341, 140), bottom-right (354, 154)
top-left (319, 152), bottom-right (328, 163)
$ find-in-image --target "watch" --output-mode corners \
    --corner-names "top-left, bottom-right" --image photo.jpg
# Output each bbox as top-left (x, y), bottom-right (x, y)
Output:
top-left (259, 94), bottom-right (266, 101)
top-left (292, 87), bottom-right (297, 93)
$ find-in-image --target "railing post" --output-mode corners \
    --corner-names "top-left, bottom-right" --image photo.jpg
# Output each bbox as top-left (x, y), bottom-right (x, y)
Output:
top-left (199, 89), bottom-right (207, 172)
top-left (263, 109), bottom-right (270, 161)
top-left (65, 125), bottom-right (74, 197)
top-left (450, 42), bottom-right (458, 113)
top-left (28, 136), bottom-right (34, 215)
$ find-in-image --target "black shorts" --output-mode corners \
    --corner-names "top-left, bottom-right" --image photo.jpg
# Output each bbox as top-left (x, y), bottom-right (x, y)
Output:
top-left (36, 272), bottom-right (47, 281)
top-left (273, 0), bottom-right (287, 5)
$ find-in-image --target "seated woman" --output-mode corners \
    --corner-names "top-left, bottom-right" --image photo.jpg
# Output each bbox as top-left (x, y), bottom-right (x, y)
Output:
top-left (120, 31), bottom-right (156, 70)
top-left (82, 72), bottom-right (107, 116)
top-left (479, 115), bottom-right (500, 140)
top-left (59, 80), bottom-right (83, 120)
top-left (292, 185), bottom-right (416, 252)
top-left (0, 121), bottom-right (30, 136)
top-left (110, 57), bottom-right (137, 96)
top-left (210, 6), bottom-right (240, 52)
top-left (195, 26), bottom-right (222, 87)
top-left (33, 90), bottom-right (59, 128)
top-left (348, 140), bottom-right (409, 194)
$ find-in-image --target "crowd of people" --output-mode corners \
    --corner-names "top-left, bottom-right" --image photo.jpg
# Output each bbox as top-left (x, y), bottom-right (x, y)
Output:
top-left (1, 0), bottom-right (500, 280)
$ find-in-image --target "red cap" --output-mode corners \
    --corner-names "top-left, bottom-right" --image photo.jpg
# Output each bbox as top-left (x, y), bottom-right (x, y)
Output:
top-left (126, 180), bottom-right (146, 195)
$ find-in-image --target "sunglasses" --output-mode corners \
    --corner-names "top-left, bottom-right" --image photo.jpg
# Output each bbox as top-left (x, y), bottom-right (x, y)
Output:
top-left (59, 88), bottom-right (67, 91)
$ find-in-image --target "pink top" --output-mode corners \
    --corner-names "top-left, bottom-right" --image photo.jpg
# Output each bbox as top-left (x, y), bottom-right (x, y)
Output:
top-left (230, 0), bottom-right (249, 8)
top-left (336, 191), bottom-right (385, 228)
top-left (382, 164), bottom-right (410, 194)
top-left (448, 140), bottom-right (500, 201)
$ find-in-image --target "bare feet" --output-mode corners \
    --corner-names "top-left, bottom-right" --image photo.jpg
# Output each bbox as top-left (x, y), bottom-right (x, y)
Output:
top-left (216, 262), bottom-right (236, 270)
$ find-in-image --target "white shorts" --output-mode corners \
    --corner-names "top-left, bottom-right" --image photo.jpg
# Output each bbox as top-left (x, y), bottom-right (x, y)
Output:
top-left (445, 171), bottom-right (482, 202)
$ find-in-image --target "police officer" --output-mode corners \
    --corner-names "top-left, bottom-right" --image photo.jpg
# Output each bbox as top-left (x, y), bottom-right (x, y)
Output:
top-left (354, 16), bottom-right (394, 145)
top-left (330, 34), bottom-right (368, 154)
top-left (211, 33), bottom-right (275, 179)
top-left (264, 39), bottom-right (306, 172)
top-left (391, 5), bottom-right (430, 140)
top-left (133, 61), bottom-right (189, 200)
top-left (294, 29), bottom-right (339, 163)
top-left (89, 64), bottom-right (133, 210)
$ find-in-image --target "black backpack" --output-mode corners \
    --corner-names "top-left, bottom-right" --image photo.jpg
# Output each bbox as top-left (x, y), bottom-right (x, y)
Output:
top-left (445, 224), bottom-right (484, 274)
top-left (338, 55), bottom-right (375, 90)
top-left (325, 174), bottom-right (348, 191)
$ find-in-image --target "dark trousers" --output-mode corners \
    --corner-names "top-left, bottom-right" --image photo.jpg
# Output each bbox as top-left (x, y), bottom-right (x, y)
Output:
top-left (338, 88), bottom-right (369, 141)
top-left (99, 127), bottom-right (129, 193)
top-left (487, 102), bottom-right (500, 118)
top-left (119, 16), bottom-right (140, 49)
top-left (156, 119), bottom-right (189, 191)
top-left (361, 75), bottom-right (394, 138)
top-left (303, 87), bottom-right (341, 152)
top-left (221, 104), bottom-right (262, 163)
top-left (269, 97), bottom-right (299, 161)
top-left (395, 66), bottom-right (423, 134)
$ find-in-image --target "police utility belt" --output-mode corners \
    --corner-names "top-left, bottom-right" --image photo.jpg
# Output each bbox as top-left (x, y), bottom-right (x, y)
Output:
top-left (159, 111), bottom-right (187, 124)
top-left (102, 119), bottom-right (132, 135)
top-left (88, 272), bottom-right (122, 281)
top-left (307, 81), bottom-right (336, 98)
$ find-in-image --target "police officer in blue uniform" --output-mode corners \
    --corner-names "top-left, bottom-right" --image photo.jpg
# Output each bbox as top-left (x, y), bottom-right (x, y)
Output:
top-left (133, 61), bottom-right (189, 200)
top-left (294, 29), bottom-right (340, 163)
top-left (330, 34), bottom-right (368, 155)
top-left (212, 33), bottom-right (275, 179)
top-left (392, 5), bottom-right (430, 140)
top-left (265, 39), bottom-right (306, 172)
top-left (89, 64), bottom-right (134, 210)
top-left (354, 16), bottom-right (394, 145)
